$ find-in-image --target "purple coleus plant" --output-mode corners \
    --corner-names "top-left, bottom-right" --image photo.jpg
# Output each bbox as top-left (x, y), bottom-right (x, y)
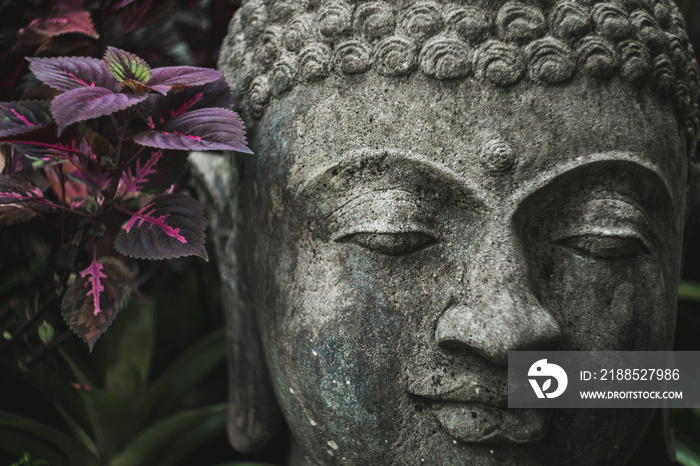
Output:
top-left (0, 46), bottom-right (251, 350)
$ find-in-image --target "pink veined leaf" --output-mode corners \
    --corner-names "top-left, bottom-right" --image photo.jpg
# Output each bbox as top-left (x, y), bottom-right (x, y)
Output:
top-left (8, 140), bottom-right (80, 163)
top-left (104, 46), bottom-right (151, 88)
top-left (132, 108), bottom-right (252, 153)
top-left (0, 174), bottom-right (43, 205)
top-left (21, 10), bottom-right (99, 42)
top-left (123, 201), bottom-right (186, 242)
top-left (51, 86), bottom-right (148, 135)
top-left (28, 56), bottom-right (119, 92)
top-left (169, 92), bottom-right (203, 119)
top-left (61, 257), bottom-right (133, 351)
top-left (115, 193), bottom-right (208, 260)
top-left (148, 66), bottom-right (223, 89)
top-left (0, 100), bottom-right (53, 138)
top-left (118, 149), bottom-right (163, 195)
top-left (79, 255), bottom-right (107, 316)
top-left (137, 77), bottom-right (232, 126)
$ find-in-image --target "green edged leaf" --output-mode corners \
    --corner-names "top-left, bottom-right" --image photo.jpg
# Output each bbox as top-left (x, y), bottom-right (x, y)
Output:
top-left (104, 46), bottom-right (151, 87)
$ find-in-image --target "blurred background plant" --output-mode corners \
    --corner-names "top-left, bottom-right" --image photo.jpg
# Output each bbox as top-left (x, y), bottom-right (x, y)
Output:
top-left (0, 0), bottom-right (699, 465)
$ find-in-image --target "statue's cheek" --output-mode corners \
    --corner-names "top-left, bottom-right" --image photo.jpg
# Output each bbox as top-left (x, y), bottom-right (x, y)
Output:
top-left (533, 248), bottom-right (675, 350)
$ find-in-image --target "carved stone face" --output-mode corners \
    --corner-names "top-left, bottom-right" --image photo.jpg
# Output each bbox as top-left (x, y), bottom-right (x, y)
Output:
top-left (237, 74), bottom-right (686, 465)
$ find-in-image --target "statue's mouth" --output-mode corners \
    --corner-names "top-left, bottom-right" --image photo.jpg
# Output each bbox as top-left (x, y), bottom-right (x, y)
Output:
top-left (407, 383), bottom-right (548, 444)
top-left (433, 402), bottom-right (548, 445)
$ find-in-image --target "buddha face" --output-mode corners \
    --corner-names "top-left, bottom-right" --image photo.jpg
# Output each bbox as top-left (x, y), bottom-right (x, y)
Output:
top-left (237, 74), bottom-right (686, 465)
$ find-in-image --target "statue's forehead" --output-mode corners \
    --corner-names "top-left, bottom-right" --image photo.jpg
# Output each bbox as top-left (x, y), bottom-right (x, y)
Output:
top-left (252, 75), bottom-right (686, 208)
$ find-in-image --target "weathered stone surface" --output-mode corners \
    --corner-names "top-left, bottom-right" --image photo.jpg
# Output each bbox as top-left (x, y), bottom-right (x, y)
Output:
top-left (193, 0), bottom-right (700, 464)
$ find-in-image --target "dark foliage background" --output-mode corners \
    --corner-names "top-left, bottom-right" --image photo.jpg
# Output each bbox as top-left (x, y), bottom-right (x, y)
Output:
top-left (0, 1), bottom-right (699, 465)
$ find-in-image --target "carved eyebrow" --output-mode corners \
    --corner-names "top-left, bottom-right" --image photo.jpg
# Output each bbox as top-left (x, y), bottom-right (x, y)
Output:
top-left (507, 152), bottom-right (676, 213)
top-left (296, 148), bottom-right (489, 210)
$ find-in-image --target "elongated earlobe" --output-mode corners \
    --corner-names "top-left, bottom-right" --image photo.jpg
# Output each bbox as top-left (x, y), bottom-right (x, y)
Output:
top-left (682, 161), bottom-right (700, 270)
top-left (190, 153), bottom-right (282, 452)
top-left (221, 275), bottom-right (282, 452)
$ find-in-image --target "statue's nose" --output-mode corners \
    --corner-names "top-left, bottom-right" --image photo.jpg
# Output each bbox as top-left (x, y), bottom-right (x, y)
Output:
top-left (435, 231), bottom-right (561, 367)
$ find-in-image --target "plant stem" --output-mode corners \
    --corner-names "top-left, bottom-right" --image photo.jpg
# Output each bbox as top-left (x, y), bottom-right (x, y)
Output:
top-left (123, 145), bottom-right (146, 168)
top-left (0, 294), bottom-right (56, 355)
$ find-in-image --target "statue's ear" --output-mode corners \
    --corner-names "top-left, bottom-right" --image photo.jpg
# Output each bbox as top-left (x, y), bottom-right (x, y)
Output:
top-left (190, 152), bottom-right (282, 452)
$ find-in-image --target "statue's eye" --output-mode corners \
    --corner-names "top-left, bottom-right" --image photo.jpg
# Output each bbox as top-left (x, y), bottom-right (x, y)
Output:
top-left (557, 234), bottom-right (648, 260)
top-left (337, 231), bottom-right (436, 256)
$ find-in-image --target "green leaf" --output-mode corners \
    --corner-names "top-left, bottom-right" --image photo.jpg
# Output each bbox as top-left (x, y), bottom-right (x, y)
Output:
top-left (104, 297), bottom-right (155, 400)
top-left (678, 281), bottom-right (700, 302)
top-left (108, 404), bottom-right (225, 466)
top-left (76, 388), bottom-right (133, 459)
top-left (132, 327), bottom-right (225, 428)
top-left (678, 432), bottom-right (700, 466)
top-left (157, 407), bottom-right (226, 466)
top-left (37, 320), bottom-right (54, 344)
top-left (0, 411), bottom-right (100, 466)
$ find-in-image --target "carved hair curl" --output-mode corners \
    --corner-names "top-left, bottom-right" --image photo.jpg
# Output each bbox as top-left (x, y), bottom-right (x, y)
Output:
top-left (219, 0), bottom-right (700, 155)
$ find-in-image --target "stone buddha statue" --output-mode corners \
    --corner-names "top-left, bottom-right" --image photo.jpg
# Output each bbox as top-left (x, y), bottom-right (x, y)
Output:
top-left (192, 0), bottom-right (700, 464)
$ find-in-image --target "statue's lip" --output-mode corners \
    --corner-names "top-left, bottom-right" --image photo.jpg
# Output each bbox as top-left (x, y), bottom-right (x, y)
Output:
top-left (433, 403), bottom-right (548, 445)
top-left (407, 382), bottom-right (508, 407)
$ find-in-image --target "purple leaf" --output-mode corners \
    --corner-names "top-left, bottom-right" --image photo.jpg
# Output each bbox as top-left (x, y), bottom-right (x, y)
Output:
top-left (0, 100), bottom-right (53, 138)
top-left (104, 46), bottom-right (151, 88)
top-left (132, 108), bottom-right (252, 153)
top-left (116, 0), bottom-right (153, 35)
top-left (118, 148), bottom-right (163, 195)
top-left (115, 193), bottom-right (208, 260)
top-left (137, 77), bottom-right (232, 125)
top-left (51, 87), bottom-right (148, 134)
top-left (0, 174), bottom-right (43, 205)
top-left (149, 66), bottom-right (223, 89)
top-left (61, 257), bottom-right (133, 351)
top-left (28, 56), bottom-right (119, 91)
top-left (21, 10), bottom-right (99, 43)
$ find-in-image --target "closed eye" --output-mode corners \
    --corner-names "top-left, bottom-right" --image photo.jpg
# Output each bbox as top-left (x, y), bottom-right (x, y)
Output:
top-left (557, 234), bottom-right (649, 260)
top-left (337, 231), bottom-right (436, 256)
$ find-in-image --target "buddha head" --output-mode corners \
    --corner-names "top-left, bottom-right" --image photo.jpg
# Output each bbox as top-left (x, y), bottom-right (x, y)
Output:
top-left (194, 0), bottom-right (700, 464)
